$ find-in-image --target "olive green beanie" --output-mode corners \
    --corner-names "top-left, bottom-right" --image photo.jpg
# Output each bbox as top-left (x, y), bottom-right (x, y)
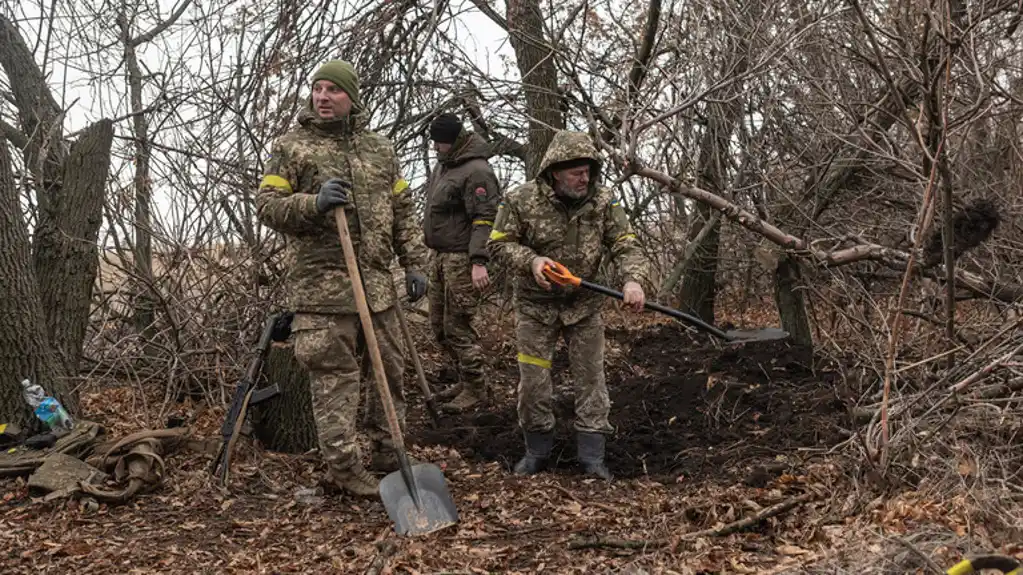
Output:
top-left (310, 59), bottom-right (362, 112)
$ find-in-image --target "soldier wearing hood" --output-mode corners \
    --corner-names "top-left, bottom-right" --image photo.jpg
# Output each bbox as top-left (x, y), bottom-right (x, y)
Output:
top-left (487, 130), bottom-right (650, 481)
top-left (254, 60), bottom-right (429, 497)
top-left (422, 113), bottom-right (501, 413)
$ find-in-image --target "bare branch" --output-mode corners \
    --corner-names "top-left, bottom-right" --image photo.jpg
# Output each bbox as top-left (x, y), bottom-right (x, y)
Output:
top-left (129, 0), bottom-right (194, 47)
top-left (466, 0), bottom-right (508, 31)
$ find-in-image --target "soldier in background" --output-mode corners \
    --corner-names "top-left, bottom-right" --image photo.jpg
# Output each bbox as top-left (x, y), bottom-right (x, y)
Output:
top-left (487, 130), bottom-right (650, 481)
top-left (254, 60), bottom-right (429, 497)
top-left (422, 113), bottom-right (501, 412)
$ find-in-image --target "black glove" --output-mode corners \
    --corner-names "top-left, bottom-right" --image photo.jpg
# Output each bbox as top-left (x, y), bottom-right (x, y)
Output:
top-left (315, 177), bottom-right (351, 214)
top-left (405, 269), bottom-right (428, 303)
top-left (270, 311), bottom-right (295, 342)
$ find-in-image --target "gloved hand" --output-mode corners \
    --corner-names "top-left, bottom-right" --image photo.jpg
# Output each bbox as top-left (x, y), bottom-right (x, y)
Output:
top-left (405, 269), bottom-right (428, 303)
top-left (315, 177), bottom-right (352, 214)
top-left (270, 311), bottom-right (295, 342)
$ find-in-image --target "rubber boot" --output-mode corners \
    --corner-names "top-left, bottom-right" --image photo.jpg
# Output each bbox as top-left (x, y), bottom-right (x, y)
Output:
top-left (576, 431), bottom-right (613, 481)
top-left (329, 460), bottom-right (380, 497)
top-left (513, 430), bottom-right (554, 475)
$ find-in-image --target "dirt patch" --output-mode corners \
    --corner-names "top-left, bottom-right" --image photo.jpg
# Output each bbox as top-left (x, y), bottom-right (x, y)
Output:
top-left (414, 322), bottom-right (851, 484)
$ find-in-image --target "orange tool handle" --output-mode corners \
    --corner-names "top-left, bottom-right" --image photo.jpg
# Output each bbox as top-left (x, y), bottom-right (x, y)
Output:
top-left (539, 260), bottom-right (734, 341)
top-left (541, 261), bottom-right (582, 287)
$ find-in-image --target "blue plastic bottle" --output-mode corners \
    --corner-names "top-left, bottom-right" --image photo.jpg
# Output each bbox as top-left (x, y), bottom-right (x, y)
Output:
top-left (20, 379), bottom-right (74, 433)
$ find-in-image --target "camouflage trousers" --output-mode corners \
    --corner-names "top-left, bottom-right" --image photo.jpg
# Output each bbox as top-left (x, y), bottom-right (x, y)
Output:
top-left (428, 251), bottom-right (486, 387)
top-left (290, 308), bottom-right (406, 472)
top-left (514, 309), bottom-right (612, 434)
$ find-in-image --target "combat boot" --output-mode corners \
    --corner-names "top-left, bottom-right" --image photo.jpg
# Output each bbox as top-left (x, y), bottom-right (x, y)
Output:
top-left (440, 380), bottom-right (489, 413)
top-left (368, 440), bottom-right (420, 473)
top-left (513, 430), bottom-right (554, 475)
top-left (328, 461), bottom-right (380, 497)
top-left (576, 431), bottom-right (613, 481)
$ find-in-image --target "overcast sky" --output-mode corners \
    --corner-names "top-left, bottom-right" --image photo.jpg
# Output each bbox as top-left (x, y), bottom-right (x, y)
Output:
top-left (8, 1), bottom-right (514, 245)
top-left (16, 0), bottom-right (512, 133)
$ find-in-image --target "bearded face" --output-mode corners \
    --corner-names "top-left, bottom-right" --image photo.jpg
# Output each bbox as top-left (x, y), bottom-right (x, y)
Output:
top-left (551, 164), bottom-right (591, 199)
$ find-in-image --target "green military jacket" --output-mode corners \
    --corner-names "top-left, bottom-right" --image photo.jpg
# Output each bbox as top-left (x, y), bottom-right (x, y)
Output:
top-left (423, 131), bottom-right (501, 264)
top-left (487, 130), bottom-right (650, 325)
top-left (255, 107), bottom-right (427, 315)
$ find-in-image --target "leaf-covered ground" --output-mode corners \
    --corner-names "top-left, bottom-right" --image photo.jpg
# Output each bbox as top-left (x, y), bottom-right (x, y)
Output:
top-left (3, 316), bottom-right (1021, 573)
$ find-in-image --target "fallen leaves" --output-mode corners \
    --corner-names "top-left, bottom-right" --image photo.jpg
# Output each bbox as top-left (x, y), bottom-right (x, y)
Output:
top-left (1, 317), bottom-right (1016, 574)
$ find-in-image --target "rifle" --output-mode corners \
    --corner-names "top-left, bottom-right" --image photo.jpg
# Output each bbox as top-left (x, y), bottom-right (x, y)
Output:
top-left (210, 311), bottom-right (294, 487)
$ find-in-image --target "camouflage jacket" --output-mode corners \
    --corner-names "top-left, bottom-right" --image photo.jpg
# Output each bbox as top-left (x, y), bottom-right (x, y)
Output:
top-left (255, 107), bottom-right (427, 315)
top-left (423, 131), bottom-right (501, 264)
top-left (487, 130), bottom-right (650, 325)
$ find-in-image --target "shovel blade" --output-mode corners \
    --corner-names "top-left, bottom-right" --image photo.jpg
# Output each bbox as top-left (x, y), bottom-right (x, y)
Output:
top-left (379, 463), bottom-right (459, 536)
top-left (723, 327), bottom-right (790, 343)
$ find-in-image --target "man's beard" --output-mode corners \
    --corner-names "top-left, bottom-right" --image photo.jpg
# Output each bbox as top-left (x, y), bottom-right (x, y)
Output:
top-left (555, 182), bottom-right (588, 199)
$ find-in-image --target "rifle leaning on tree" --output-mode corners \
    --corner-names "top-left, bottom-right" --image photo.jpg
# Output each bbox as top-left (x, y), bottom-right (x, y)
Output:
top-left (210, 311), bottom-right (294, 487)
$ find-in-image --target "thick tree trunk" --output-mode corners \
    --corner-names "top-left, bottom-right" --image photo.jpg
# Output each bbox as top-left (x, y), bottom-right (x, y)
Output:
top-left (0, 143), bottom-right (65, 432)
top-left (252, 343), bottom-right (317, 453)
top-left (32, 120), bottom-right (114, 382)
top-left (1, 18), bottom-right (112, 413)
top-left (507, 0), bottom-right (565, 178)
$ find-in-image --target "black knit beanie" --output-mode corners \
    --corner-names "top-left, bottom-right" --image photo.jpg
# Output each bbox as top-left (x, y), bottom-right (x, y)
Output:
top-left (430, 113), bottom-right (462, 144)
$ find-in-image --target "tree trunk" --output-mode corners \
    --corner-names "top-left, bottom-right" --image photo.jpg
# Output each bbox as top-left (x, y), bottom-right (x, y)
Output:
top-left (678, 203), bottom-right (721, 321)
top-left (773, 255), bottom-right (813, 346)
top-left (0, 143), bottom-right (65, 432)
top-left (1, 17), bottom-right (113, 405)
top-left (252, 343), bottom-right (317, 453)
top-left (32, 120), bottom-right (114, 384)
top-left (118, 12), bottom-right (157, 340)
top-left (507, 0), bottom-right (565, 178)
top-left (677, 43), bottom-right (748, 321)
top-left (0, 15), bottom-right (64, 191)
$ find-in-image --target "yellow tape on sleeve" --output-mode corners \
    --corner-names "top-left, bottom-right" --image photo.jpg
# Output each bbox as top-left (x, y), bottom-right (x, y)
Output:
top-left (259, 174), bottom-right (292, 192)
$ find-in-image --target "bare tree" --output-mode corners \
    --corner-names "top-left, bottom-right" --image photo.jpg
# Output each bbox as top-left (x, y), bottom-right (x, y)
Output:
top-left (0, 13), bottom-right (115, 427)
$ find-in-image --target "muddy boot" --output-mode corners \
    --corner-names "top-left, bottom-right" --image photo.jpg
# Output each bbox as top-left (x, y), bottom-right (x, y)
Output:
top-left (440, 380), bottom-right (488, 413)
top-left (576, 431), bottom-right (613, 481)
top-left (368, 440), bottom-right (420, 473)
top-left (329, 461), bottom-right (380, 497)
top-left (513, 430), bottom-right (554, 475)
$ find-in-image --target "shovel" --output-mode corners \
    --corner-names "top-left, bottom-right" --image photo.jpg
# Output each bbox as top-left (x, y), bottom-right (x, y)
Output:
top-left (395, 302), bottom-right (442, 426)
top-left (542, 261), bottom-right (789, 343)
top-left (333, 207), bottom-right (458, 537)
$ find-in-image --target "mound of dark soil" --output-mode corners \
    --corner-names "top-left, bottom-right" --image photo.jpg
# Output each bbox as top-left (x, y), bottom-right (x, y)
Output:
top-left (412, 322), bottom-right (851, 484)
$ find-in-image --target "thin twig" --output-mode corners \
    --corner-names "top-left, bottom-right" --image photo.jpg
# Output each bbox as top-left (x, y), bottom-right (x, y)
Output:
top-left (552, 484), bottom-right (621, 514)
top-left (890, 536), bottom-right (945, 575)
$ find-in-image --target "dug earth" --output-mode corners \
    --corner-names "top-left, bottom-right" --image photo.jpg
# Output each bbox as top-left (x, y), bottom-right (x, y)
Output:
top-left (414, 321), bottom-right (852, 486)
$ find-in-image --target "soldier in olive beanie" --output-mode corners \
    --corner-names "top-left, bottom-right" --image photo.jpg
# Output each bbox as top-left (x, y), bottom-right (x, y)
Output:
top-left (311, 59), bottom-right (363, 113)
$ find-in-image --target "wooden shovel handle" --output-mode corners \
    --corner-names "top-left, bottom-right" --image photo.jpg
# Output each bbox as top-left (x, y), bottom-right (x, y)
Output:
top-left (333, 209), bottom-right (407, 452)
top-left (395, 305), bottom-right (441, 425)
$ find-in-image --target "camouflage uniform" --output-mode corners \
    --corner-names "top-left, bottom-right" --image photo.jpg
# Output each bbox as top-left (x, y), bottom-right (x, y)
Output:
top-left (255, 66), bottom-right (427, 495)
top-left (487, 130), bottom-right (649, 479)
top-left (423, 129), bottom-right (501, 410)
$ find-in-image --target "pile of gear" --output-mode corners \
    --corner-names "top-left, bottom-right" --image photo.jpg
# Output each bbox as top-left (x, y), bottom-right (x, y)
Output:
top-left (1, 419), bottom-right (199, 505)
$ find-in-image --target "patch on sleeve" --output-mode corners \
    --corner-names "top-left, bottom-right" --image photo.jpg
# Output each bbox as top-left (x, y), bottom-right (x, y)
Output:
top-left (392, 178), bottom-right (409, 195)
top-left (474, 186), bottom-right (487, 197)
